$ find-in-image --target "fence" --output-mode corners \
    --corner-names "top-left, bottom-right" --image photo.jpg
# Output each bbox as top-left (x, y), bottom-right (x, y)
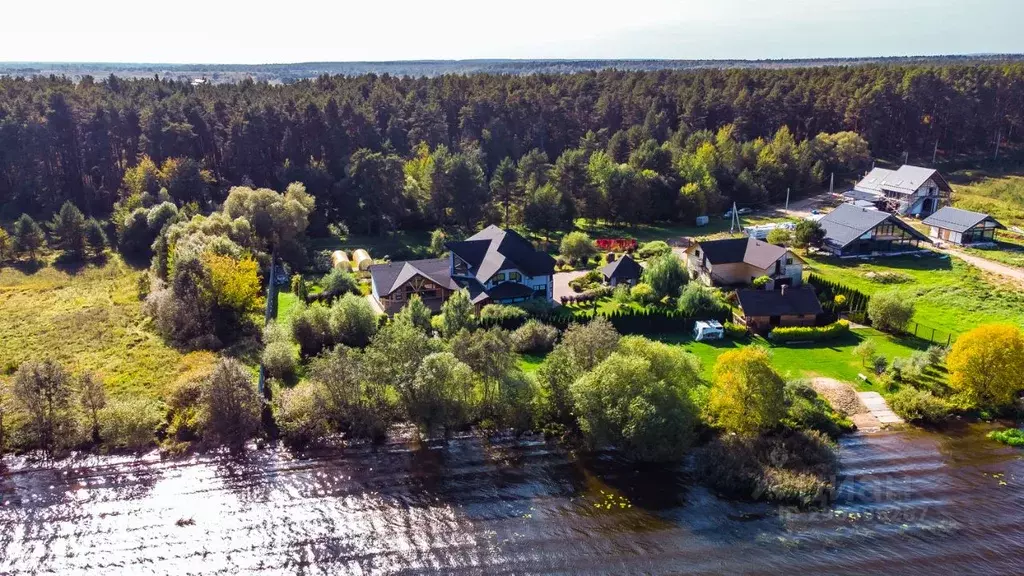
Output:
top-left (907, 321), bottom-right (958, 347)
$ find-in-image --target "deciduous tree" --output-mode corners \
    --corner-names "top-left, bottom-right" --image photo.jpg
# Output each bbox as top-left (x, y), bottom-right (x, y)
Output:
top-left (710, 347), bottom-right (786, 436)
top-left (946, 324), bottom-right (1024, 408)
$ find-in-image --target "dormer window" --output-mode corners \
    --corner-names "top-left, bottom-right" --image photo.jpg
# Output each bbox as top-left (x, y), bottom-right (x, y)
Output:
top-left (490, 272), bottom-right (506, 285)
top-left (509, 271), bottom-right (522, 282)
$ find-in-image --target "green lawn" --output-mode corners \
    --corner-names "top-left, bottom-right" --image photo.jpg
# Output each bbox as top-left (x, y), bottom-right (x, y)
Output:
top-left (518, 327), bottom-right (934, 392)
top-left (276, 290), bottom-right (302, 326)
top-left (0, 254), bottom-right (216, 399)
top-left (802, 252), bottom-right (1024, 335)
top-left (667, 328), bottom-right (934, 391)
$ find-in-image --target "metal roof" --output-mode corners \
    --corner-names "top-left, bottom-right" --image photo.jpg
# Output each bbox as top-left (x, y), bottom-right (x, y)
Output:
top-left (853, 165), bottom-right (950, 196)
top-left (922, 206), bottom-right (1004, 234)
top-left (818, 203), bottom-right (929, 249)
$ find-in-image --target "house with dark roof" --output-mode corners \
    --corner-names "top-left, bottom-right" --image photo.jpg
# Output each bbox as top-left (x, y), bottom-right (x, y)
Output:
top-left (369, 225), bottom-right (555, 314)
top-left (601, 255), bottom-right (642, 287)
top-left (922, 206), bottom-right (1005, 246)
top-left (818, 204), bottom-right (930, 257)
top-left (683, 237), bottom-right (803, 288)
top-left (368, 258), bottom-right (460, 314)
top-left (736, 285), bottom-right (823, 333)
top-left (846, 164), bottom-right (951, 216)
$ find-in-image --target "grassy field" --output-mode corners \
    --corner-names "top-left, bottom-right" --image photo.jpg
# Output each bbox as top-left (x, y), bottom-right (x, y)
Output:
top-left (0, 255), bottom-right (216, 399)
top-left (960, 232), bottom-right (1024, 269)
top-left (669, 328), bottom-right (934, 391)
top-left (802, 252), bottom-right (1024, 335)
top-left (517, 327), bottom-right (934, 392)
top-left (949, 170), bottom-right (1024, 227)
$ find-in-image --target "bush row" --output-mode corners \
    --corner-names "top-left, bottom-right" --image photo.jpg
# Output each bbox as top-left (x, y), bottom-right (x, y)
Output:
top-left (768, 320), bottom-right (850, 343)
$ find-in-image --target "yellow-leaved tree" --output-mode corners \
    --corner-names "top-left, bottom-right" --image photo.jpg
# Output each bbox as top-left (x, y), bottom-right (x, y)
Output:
top-left (946, 323), bottom-right (1024, 408)
top-left (709, 347), bottom-right (786, 436)
top-left (202, 253), bottom-right (263, 315)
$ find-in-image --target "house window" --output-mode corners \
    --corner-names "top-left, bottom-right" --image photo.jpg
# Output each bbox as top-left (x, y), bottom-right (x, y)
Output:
top-left (394, 292), bottom-right (404, 301)
top-left (509, 271), bottom-right (522, 282)
top-left (695, 249), bottom-right (701, 258)
top-left (785, 256), bottom-right (793, 265)
top-left (490, 272), bottom-right (506, 284)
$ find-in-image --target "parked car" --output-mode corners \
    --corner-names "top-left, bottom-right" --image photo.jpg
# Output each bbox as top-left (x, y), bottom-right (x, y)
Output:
top-left (723, 207), bottom-right (753, 218)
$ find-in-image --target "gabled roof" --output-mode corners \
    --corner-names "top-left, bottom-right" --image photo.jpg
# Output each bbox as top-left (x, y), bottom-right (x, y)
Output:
top-left (601, 254), bottom-right (643, 280)
top-left (922, 206), bottom-right (1005, 234)
top-left (819, 204), bottom-right (929, 249)
top-left (369, 258), bottom-right (458, 297)
top-left (737, 286), bottom-right (823, 317)
top-left (447, 225), bottom-right (555, 281)
top-left (695, 237), bottom-right (788, 269)
top-left (854, 165), bottom-right (951, 196)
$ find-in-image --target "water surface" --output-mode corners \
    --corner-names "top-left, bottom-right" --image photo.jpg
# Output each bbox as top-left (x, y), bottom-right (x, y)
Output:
top-left (1, 426), bottom-right (1022, 574)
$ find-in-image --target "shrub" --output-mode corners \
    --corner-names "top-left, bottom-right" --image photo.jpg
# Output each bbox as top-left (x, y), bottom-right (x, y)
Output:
top-left (611, 285), bottom-right (631, 304)
top-left (494, 371), bottom-right (537, 432)
top-left (642, 253), bottom-right (687, 299)
top-left (329, 293), bottom-right (378, 347)
top-left (200, 359), bottom-right (263, 450)
top-left (439, 289), bottom-right (476, 338)
top-left (0, 228), bottom-right (12, 263)
top-left (987, 428), bottom-right (1024, 447)
top-left (926, 344), bottom-right (948, 366)
top-left (396, 294), bottom-right (434, 334)
top-left (793, 220), bottom-right (825, 248)
top-left (559, 231), bottom-right (597, 265)
top-left (766, 228), bottom-right (792, 246)
top-left (768, 320), bottom-right (850, 343)
top-left (290, 274), bottom-right (309, 301)
top-left (872, 355), bottom-right (888, 375)
top-left (320, 267), bottom-right (360, 299)
top-left (291, 302), bottom-right (333, 357)
top-left (480, 304), bottom-right (528, 323)
top-left (751, 275), bottom-right (771, 289)
top-left (511, 320), bottom-right (559, 354)
top-left (946, 323), bottom-right (1024, 409)
top-left (275, 380), bottom-right (331, 450)
top-left (866, 270), bottom-right (913, 284)
top-left (13, 213), bottom-right (46, 258)
top-left (677, 283), bottom-right (729, 319)
top-left (723, 321), bottom-right (748, 339)
top-left (262, 340), bottom-right (298, 381)
top-left (630, 282), bottom-right (656, 304)
top-left (568, 269), bottom-right (603, 293)
top-left (407, 352), bottom-right (476, 435)
top-left (571, 342), bottom-right (701, 461)
top-left (888, 386), bottom-right (952, 423)
top-left (637, 240), bottom-right (671, 260)
top-left (696, 430), bottom-right (838, 506)
top-left (868, 290), bottom-right (915, 334)
top-left (79, 372), bottom-right (106, 443)
top-left (853, 339), bottom-right (877, 366)
top-left (11, 360), bottom-right (80, 455)
top-left (559, 316), bottom-right (620, 371)
top-left (49, 201), bottom-right (87, 255)
top-left (84, 218), bottom-right (107, 256)
top-left (99, 397), bottom-right (164, 451)
top-left (710, 347), bottom-right (786, 436)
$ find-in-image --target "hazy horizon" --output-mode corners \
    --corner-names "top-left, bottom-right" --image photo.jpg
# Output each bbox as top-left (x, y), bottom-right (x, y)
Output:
top-left (5, 0), bottom-right (1023, 64)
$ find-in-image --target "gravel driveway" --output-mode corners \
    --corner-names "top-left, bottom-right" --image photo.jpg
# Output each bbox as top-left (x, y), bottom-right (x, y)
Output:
top-left (552, 270), bottom-right (587, 304)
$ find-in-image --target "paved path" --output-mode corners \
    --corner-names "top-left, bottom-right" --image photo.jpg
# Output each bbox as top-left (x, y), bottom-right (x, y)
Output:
top-left (810, 378), bottom-right (903, 432)
top-left (936, 247), bottom-right (1024, 288)
top-left (552, 270), bottom-right (586, 304)
top-left (857, 391), bottom-right (905, 426)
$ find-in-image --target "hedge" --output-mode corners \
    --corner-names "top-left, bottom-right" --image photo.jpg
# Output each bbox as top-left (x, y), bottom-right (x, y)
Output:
top-left (478, 303), bottom-right (729, 335)
top-left (806, 274), bottom-right (870, 313)
top-left (768, 320), bottom-right (850, 343)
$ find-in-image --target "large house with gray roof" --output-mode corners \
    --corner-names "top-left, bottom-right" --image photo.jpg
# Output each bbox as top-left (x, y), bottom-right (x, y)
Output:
top-left (818, 204), bottom-right (930, 257)
top-left (922, 206), bottom-right (1005, 246)
top-left (845, 164), bottom-right (951, 217)
top-left (369, 226), bottom-right (555, 314)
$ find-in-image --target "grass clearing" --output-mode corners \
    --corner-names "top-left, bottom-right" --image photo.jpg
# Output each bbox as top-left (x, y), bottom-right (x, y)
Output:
top-left (0, 254), bottom-right (216, 400)
top-left (802, 252), bottom-right (1024, 335)
top-left (960, 233), bottom-right (1024, 269)
top-left (948, 170), bottom-right (1024, 227)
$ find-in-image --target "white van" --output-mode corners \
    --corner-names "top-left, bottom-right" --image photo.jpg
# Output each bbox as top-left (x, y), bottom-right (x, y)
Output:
top-left (693, 320), bottom-right (725, 341)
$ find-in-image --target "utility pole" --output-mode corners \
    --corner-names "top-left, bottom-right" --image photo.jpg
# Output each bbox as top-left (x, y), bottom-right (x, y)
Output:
top-left (784, 187), bottom-right (790, 211)
top-left (994, 128), bottom-right (1002, 161)
top-left (902, 151), bottom-right (909, 164)
top-left (730, 201), bottom-right (739, 234)
top-left (829, 173), bottom-right (834, 194)
top-left (932, 139), bottom-right (939, 165)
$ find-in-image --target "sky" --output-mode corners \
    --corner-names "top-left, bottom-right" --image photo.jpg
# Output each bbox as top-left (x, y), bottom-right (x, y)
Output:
top-left (4, 0), bottom-right (1024, 63)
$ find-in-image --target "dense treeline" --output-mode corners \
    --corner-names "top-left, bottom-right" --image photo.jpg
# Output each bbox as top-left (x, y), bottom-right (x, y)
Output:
top-left (2, 64), bottom-right (1023, 230)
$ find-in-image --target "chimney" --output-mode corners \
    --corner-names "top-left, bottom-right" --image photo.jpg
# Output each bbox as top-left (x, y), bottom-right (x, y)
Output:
top-left (781, 284), bottom-right (787, 296)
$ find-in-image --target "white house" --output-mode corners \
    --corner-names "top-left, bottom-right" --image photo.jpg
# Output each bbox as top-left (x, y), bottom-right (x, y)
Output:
top-left (845, 165), bottom-right (951, 217)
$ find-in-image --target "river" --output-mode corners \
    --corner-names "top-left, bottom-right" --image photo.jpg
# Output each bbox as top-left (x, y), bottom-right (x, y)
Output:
top-left (1, 425), bottom-right (1022, 575)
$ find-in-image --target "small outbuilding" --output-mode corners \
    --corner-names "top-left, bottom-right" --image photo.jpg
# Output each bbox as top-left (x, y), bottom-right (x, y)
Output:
top-left (922, 206), bottom-right (1005, 245)
top-left (601, 255), bottom-right (643, 287)
top-left (352, 249), bottom-right (373, 271)
top-left (736, 285), bottom-right (823, 334)
top-left (331, 250), bottom-right (350, 269)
